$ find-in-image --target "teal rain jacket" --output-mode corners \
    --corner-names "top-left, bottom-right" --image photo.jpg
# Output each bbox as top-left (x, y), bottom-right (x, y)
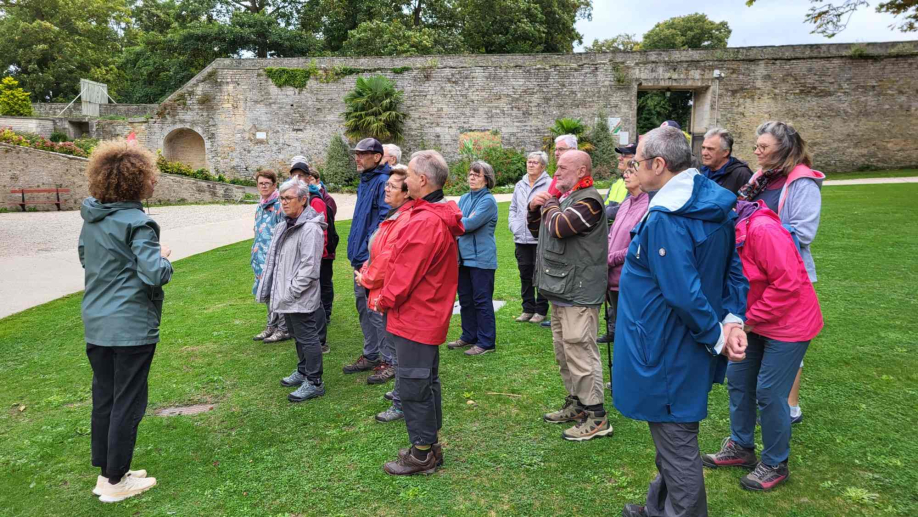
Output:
top-left (79, 198), bottom-right (174, 347)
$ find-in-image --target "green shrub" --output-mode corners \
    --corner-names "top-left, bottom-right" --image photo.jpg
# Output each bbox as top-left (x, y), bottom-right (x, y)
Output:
top-left (0, 77), bottom-right (33, 117)
top-left (229, 178), bottom-right (256, 187)
top-left (73, 138), bottom-right (99, 154)
top-left (342, 75), bottom-right (407, 142)
top-left (588, 112), bottom-right (618, 180)
top-left (444, 145), bottom-right (528, 196)
top-left (0, 127), bottom-right (89, 157)
top-left (323, 134), bottom-right (357, 191)
top-left (49, 131), bottom-right (69, 143)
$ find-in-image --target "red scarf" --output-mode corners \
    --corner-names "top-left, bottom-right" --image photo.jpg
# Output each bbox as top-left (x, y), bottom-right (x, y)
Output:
top-left (560, 176), bottom-right (594, 200)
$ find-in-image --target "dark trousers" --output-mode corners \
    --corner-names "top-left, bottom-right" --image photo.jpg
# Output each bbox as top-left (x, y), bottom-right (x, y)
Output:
top-left (393, 334), bottom-right (441, 445)
top-left (514, 243), bottom-right (548, 315)
top-left (87, 343), bottom-right (156, 484)
top-left (353, 274), bottom-right (387, 362)
top-left (285, 310), bottom-right (326, 384)
top-left (604, 289), bottom-right (619, 337)
top-left (645, 422), bottom-right (708, 517)
top-left (728, 333), bottom-right (809, 466)
top-left (457, 266), bottom-right (496, 350)
top-left (320, 258), bottom-right (334, 327)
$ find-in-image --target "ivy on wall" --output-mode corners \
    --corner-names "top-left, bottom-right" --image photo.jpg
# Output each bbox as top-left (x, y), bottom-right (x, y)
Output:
top-left (265, 60), bottom-right (363, 88)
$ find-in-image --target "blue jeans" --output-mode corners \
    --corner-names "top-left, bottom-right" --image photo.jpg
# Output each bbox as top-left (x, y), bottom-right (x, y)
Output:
top-left (457, 266), bottom-right (496, 350)
top-left (728, 333), bottom-right (809, 466)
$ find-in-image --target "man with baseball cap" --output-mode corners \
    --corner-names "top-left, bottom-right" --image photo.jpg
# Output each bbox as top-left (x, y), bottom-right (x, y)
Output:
top-left (344, 138), bottom-right (394, 382)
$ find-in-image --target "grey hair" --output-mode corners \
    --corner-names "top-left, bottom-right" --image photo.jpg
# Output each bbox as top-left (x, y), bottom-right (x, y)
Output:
top-left (410, 150), bottom-right (449, 188)
top-left (755, 121), bottom-right (812, 171)
top-left (382, 144), bottom-right (402, 164)
top-left (279, 178), bottom-right (310, 199)
top-left (528, 151), bottom-right (549, 168)
top-left (470, 160), bottom-right (496, 189)
top-left (642, 126), bottom-right (694, 173)
top-left (555, 134), bottom-right (578, 149)
top-left (704, 127), bottom-right (734, 154)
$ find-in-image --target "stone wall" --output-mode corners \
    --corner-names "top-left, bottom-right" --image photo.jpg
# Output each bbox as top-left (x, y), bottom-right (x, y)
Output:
top-left (0, 117), bottom-right (56, 137)
top-left (1, 143), bottom-right (245, 211)
top-left (38, 41), bottom-right (908, 179)
top-left (30, 103), bottom-right (158, 119)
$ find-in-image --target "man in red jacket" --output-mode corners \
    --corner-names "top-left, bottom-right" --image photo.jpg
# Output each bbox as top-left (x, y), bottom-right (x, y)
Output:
top-left (374, 150), bottom-right (465, 475)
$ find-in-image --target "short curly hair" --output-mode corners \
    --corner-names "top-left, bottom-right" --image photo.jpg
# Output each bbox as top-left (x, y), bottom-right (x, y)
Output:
top-left (87, 140), bottom-right (158, 203)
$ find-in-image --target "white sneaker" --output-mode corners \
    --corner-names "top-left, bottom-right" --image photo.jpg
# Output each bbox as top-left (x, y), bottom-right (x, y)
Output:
top-left (93, 470), bottom-right (147, 496)
top-left (97, 474), bottom-right (157, 503)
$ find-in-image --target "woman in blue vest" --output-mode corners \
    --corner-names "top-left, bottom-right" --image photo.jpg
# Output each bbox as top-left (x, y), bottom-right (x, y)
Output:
top-left (448, 161), bottom-right (499, 356)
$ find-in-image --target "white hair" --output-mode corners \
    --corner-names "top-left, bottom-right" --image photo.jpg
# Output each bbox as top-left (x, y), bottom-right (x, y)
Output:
top-left (409, 150), bottom-right (449, 188)
top-left (554, 134), bottom-right (578, 149)
top-left (528, 151), bottom-right (549, 167)
top-left (382, 144), bottom-right (402, 164)
top-left (703, 128), bottom-right (734, 153)
top-left (279, 178), bottom-right (310, 199)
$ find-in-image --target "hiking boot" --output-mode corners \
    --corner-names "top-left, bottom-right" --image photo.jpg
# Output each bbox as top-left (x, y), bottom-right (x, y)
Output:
top-left (543, 396), bottom-right (585, 424)
top-left (516, 312), bottom-right (534, 322)
top-left (253, 327), bottom-right (274, 341)
top-left (447, 338), bottom-right (474, 350)
top-left (97, 474), bottom-right (157, 503)
top-left (539, 319), bottom-right (551, 328)
top-left (399, 443), bottom-right (444, 466)
top-left (464, 345), bottom-right (494, 356)
top-left (263, 330), bottom-right (291, 343)
top-left (343, 355), bottom-right (379, 374)
top-left (597, 333), bottom-right (613, 344)
top-left (529, 314), bottom-right (546, 324)
top-left (702, 437), bottom-right (758, 469)
top-left (562, 410), bottom-right (614, 441)
top-left (321, 344), bottom-right (330, 354)
top-left (280, 370), bottom-right (307, 387)
top-left (93, 470), bottom-right (147, 496)
top-left (288, 381), bottom-right (325, 402)
top-left (375, 404), bottom-right (405, 423)
top-left (741, 461), bottom-right (789, 491)
top-left (622, 504), bottom-right (648, 517)
top-left (368, 363), bottom-right (396, 385)
top-left (384, 448), bottom-right (439, 475)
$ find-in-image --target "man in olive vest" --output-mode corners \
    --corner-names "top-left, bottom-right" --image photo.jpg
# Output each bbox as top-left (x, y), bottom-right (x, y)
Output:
top-left (527, 150), bottom-right (612, 442)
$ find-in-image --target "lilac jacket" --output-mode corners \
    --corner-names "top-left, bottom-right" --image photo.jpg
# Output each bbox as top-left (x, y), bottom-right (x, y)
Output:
top-left (607, 192), bottom-right (649, 290)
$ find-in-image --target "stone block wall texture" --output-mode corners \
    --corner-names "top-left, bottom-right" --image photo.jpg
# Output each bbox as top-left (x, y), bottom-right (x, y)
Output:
top-left (0, 117), bottom-right (56, 137)
top-left (1, 143), bottom-right (245, 211)
top-left (31, 103), bottom-right (158, 119)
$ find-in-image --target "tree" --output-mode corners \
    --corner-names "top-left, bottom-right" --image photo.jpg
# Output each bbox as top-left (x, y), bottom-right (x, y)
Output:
top-left (745, 1), bottom-right (917, 37)
top-left (342, 75), bottom-right (408, 142)
top-left (641, 13), bottom-right (731, 50)
top-left (0, 77), bottom-right (34, 116)
top-left (459, 0), bottom-right (591, 53)
top-left (322, 133), bottom-right (358, 189)
top-left (584, 33), bottom-right (641, 52)
top-left (340, 19), bottom-right (465, 56)
top-left (587, 112), bottom-right (616, 179)
top-left (636, 90), bottom-right (693, 134)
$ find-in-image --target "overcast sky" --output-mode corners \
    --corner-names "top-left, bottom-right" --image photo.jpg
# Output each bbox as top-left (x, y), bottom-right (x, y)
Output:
top-left (575, 0), bottom-right (917, 50)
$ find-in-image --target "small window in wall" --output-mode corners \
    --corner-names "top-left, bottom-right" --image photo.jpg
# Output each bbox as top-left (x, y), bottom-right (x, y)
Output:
top-left (163, 128), bottom-right (206, 169)
top-left (255, 131), bottom-right (267, 141)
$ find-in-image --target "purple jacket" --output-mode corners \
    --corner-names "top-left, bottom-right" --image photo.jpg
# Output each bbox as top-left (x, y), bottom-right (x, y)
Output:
top-left (607, 192), bottom-right (649, 290)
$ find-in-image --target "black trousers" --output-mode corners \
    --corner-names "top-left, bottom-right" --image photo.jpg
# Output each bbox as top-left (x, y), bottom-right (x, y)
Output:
top-left (393, 334), bottom-right (441, 445)
top-left (604, 289), bottom-right (619, 337)
top-left (514, 243), bottom-right (548, 316)
top-left (87, 343), bottom-right (156, 484)
top-left (320, 258), bottom-right (335, 329)
top-left (285, 311), bottom-right (326, 384)
top-left (645, 422), bottom-right (708, 517)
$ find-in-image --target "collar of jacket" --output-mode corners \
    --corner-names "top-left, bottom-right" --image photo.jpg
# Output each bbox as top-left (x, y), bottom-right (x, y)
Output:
top-left (259, 190), bottom-right (279, 206)
top-left (361, 162), bottom-right (391, 180)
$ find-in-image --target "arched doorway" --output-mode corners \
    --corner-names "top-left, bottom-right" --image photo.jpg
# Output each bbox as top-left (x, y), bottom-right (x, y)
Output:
top-left (163, 128), bottom-right (207, 169)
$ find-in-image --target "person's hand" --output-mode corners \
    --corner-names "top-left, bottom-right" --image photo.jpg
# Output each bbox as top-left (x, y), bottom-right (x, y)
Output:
top-left (160, 244), bottom-right (172, 258)
top-left (354, 269), bottom-right (364, 286)
top-left (722, 323), bottom-right (747, 362)
top-left (529, 191), bottom-right (552, 210)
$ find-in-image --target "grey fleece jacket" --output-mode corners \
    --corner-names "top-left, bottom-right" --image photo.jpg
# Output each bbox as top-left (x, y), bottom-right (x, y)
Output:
top-left (780, 177), bottom-right (822, 282)
top-left (509, 171), bottom-right (551, 244)
top-left (256, 206), bottom-right (327, 313)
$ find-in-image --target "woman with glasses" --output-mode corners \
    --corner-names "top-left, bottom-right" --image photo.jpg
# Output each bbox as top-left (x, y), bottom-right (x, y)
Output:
top-left (447, 161), bottom-right (499, 356)
top-left (738, 121), bottom-right (825, 426)
top-left (252, 170), bottom-right (289, 343)
top-left (256, 179), bottom-right (328, 403)
top-left (509, 151), bottom-right (551, 324)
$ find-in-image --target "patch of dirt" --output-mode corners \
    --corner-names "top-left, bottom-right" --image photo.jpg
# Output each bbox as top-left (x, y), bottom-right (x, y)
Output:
top-left (154, 404), bottom-right (216, 417)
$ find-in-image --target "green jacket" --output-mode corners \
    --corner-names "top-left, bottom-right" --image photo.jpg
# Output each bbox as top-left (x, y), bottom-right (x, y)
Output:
top-left (79, 198), bottom-right (173, 346)
top-left (534, 187), bottom-right (608, 307)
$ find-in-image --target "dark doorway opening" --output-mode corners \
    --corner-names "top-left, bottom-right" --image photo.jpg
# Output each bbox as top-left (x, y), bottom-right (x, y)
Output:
top-left (636, 90), bottom-right (693, 135)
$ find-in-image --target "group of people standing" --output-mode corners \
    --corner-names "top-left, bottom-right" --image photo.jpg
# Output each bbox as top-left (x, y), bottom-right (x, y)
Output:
top-left (76, 113), bottom-right (825, 509)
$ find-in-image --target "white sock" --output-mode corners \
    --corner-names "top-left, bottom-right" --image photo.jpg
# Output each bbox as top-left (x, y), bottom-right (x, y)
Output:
top-left (789, 405), bottom-right (802, 418)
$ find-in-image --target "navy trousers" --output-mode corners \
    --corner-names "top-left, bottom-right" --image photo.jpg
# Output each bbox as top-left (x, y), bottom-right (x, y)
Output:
top-left (457, 266), bottom-right (496, 350)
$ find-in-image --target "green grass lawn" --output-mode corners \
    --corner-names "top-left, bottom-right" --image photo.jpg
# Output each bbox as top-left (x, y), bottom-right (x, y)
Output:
top-left (824, 169), bottom-right (918, 180)
top-left (1, 185), bottom-right (916, 516)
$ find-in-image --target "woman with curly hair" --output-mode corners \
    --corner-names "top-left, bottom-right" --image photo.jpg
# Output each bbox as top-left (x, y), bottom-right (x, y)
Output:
top-left (79, 140), bottom-right (172, 503)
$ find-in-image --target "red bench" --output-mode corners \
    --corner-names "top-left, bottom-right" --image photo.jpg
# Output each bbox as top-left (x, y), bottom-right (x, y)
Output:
top-left (9, 187), bottom-right (71, 211)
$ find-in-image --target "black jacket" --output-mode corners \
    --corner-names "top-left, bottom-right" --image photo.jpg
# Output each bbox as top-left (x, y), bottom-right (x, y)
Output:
top-left (701, 156), bottom-right (754, 195)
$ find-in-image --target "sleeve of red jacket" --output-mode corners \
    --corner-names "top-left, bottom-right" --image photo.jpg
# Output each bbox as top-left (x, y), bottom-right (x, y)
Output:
top-left (745, 225), bottom-right (803, 327)
top-left (309, 195), bottom-right (328, 253)
top-left (376, 217), bottom-right (441, 312)
top-left (361, 234), bottom-right (391, 291)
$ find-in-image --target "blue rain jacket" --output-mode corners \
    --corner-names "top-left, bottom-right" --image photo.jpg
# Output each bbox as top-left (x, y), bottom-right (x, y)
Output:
top-left (457, 188), bottom-right (498, 269)
top-left (347, 162), bottom-right (391, 268)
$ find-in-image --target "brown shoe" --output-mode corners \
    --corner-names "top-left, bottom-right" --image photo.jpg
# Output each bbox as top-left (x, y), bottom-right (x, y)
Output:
top-left (561, 410), bottom-right (614, 441)
top-left (515, 312), bottom-right (533, 322)
top-left (399, 444), bottom-right (444, 466)
top-left (464, 345), bottom-right (495, 356)
top-left (367, 363), bottom-right (395, 385)
top-left (383, 448), bottom-right (439, 476)
top-left (343, 355), bottom-right (380, 374)
top-left (529, 313), bottom-right (546, 324)
top-left (447, 338), bottom-right (474, 350)
top-left (543, 396), bottom-right (585, 424)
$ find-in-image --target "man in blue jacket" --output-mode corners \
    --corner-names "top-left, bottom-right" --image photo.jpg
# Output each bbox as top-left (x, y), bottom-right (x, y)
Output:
top-left (615, 126), bottom-right (749, 517)
top-left (344, 138), bottom-right (393, 380)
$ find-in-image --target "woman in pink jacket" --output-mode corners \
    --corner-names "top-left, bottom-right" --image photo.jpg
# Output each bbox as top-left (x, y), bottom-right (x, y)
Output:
top-left (703, 200), bottom-right (823, 492)
top-left (606, 167), bottom-right (649, 340)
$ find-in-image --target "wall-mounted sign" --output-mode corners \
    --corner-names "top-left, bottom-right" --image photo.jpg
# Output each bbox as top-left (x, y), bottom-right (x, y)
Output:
top-left (255, 132), bottom-right (267, 140)
top-left (608, 118), bottom-right (622, 134)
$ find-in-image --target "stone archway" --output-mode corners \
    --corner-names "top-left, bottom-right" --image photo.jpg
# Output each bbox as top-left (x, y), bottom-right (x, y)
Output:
top-left (163, 128), bottom-right (207, 169)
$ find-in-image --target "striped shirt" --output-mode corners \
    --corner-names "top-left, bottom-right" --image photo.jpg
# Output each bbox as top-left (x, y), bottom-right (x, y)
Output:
top-left (527, 195), bottom-right (604, 240)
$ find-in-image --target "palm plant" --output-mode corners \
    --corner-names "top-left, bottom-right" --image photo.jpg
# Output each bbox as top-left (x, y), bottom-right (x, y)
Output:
top-left (544, 117), bottom-right (594, 154)
top-left (342, 75), bottom-right (407, 142)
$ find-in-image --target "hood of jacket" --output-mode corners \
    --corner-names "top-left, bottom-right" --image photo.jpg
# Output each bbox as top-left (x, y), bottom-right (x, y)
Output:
top-left (735, 201), bottom-right (782, 248)
top-left (81, 197), bottom-right (144, 223)
top-left (414, 198), bottom-right (465, 238)
top-left (648, 169), bottom-right (736, 224)
top-left (287, 205), bottom-right (328, 231)
top-left (360, 161), bottom-right (391, 182)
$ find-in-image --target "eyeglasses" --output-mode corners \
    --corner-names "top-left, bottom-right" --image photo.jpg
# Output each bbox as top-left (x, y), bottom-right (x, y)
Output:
top-left (555, 146), bottom-right (573, 154)
top-left (280, 195), bottom-right (299, 203)
top-left (753, 144), bottom-right (771, 152)
top-left (257, 182), bottom-right (274, 188)
top-left (628, 157), bottom-right (655, 171)
top-left (468, 171), bottom-right (484, 178)
top-left (384, 182), bottom-right (404, 191)
top-left (526, 160), bottom-right (542, 165)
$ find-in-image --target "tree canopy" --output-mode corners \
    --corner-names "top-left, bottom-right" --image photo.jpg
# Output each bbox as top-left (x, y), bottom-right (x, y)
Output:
top-left (746, 1), bottom-right (917, 37)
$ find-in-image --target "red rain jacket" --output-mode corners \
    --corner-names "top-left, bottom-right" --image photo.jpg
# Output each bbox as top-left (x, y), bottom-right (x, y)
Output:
top-left (359, 200), bottom-right (416, 309)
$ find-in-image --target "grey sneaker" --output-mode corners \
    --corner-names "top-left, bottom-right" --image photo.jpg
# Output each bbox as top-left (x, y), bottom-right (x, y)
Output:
top-left (280, 370), bottom-right (306, 387)
top-left (384, 391), bottom-right (394, 401)
top-left (375, 405), bottom-right (405, 423)
top-left (264, 330), bottom-right (291, 343)
top-left (543, 396), bottom-right (586, 424)
top-left (253, 327), bottom-right (275, 341)
top-left (288, 381), bottom-right (325, 402)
